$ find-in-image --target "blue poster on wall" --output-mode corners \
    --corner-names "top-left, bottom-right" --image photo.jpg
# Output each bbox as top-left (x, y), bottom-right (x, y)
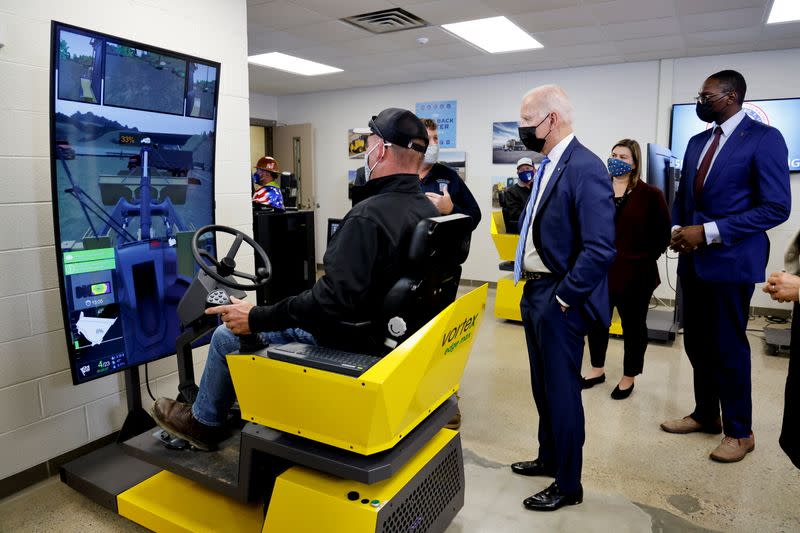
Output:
top-left (416, 100), bottom-right (457, 148)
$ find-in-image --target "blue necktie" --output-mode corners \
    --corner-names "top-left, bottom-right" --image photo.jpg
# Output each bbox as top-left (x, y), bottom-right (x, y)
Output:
top-left (514, 157), bottom-right (550, 285)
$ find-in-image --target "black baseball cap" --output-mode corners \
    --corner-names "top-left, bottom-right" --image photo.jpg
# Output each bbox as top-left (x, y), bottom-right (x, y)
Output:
top-left (353, 108), bottom-right (428, 153)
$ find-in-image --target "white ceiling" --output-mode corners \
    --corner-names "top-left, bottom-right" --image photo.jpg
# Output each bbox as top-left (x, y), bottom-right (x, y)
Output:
top-left (247, 0), bottom-right (800, 95)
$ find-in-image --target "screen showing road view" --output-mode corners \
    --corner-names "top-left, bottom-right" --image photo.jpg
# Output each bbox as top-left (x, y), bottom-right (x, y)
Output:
top-left (51, 22), bottom-right (220, 384)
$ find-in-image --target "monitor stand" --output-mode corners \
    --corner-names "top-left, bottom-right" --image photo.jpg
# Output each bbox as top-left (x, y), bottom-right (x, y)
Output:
top-left (60, 366), bottom-right (161, 512)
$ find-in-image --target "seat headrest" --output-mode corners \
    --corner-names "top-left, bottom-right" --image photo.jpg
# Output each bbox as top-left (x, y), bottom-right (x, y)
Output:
top-left (408, 214), bottom-right (472, 270)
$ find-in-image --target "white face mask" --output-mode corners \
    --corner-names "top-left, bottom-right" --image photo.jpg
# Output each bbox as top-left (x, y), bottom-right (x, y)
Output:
top-left (423, 143), bottom-right (439, 165)
top-left (363, 142), bottom-right (383, 181)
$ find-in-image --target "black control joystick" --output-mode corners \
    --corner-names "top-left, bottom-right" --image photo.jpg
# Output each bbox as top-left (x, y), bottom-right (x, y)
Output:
top-left (204, 288), bottom-right (266, 353)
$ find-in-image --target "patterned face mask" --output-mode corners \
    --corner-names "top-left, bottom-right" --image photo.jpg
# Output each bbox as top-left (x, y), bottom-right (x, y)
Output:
top-left (607, 157), bottom-right (632, 178)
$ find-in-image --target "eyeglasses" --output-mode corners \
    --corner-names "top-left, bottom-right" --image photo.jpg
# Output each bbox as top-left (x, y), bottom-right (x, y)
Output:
top-left (693, 92), bottom-right (729, 105)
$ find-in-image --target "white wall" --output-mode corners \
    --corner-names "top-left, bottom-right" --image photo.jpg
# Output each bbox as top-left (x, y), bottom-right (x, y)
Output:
top-left (0, 0), bottom-right (251, 480)
top-left (249, 92), bottom-right (278, 122)
top-left (274, 61), bottom-right (660, 281)
top-left (270, 48), bottom-right (800, 310)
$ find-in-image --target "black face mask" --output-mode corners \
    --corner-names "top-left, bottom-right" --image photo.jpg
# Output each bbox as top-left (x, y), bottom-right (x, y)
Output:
top-left (695, 94), bottom-right (728, 124)
top-left (518, 114), bottom-right (550, 154)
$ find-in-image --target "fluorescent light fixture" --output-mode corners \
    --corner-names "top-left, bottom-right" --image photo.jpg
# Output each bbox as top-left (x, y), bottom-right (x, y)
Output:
top-left (441, 16), bottom-right (542, 53)
top-left (248, 52), bottom-right (342, 76)
top-left (767, 0), bottom-right (800, 24)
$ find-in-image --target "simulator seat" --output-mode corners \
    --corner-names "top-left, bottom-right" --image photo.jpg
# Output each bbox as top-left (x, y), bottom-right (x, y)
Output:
top-left (332, 213), bottom-right (473, 355)
top-left (491, 210), bottom-right (524, 321)
top-left (111, 216), bottom-right (488, 532)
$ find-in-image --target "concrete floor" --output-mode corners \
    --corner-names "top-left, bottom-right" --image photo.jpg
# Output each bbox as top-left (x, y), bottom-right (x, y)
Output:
top-left (1, 287), bottom-right (799, 532)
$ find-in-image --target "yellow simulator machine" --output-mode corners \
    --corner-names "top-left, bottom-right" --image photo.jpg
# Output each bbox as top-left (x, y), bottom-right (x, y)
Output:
top-left (489, 211), bottom-right (623, 335)
top-left (61, 216), bottom-right (488, 533)
top-left (490, 211), bottom-right (524, 322)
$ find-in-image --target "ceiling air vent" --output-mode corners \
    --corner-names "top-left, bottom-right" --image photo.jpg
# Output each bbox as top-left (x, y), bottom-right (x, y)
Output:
top-left (342, 8), bottom-right (428, 34)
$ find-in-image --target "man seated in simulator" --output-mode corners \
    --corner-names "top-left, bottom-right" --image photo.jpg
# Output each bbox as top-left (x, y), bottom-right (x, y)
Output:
top-left (251, 156), bottom-right (285, 210)
top-left (152, 108), bottom-right (439, 450)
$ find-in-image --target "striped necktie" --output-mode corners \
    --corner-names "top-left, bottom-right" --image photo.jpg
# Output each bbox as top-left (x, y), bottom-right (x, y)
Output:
top-left (513, 157), bottom-right (550, 285)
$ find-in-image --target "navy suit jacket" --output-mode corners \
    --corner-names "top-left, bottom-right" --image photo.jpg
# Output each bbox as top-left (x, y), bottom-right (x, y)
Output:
top-left (672, 114), bottom-right (791, 283)
top-left (518, 137), bottom-right (617, 326)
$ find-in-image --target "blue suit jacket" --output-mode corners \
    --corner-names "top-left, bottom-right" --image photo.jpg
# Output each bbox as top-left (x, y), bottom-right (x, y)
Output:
top-left (672, 115), bottom-right (791, 283)
top-left (519, 137), bottom-right (617, 326)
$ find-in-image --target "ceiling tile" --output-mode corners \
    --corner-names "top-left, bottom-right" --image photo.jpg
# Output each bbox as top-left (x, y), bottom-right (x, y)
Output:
top-left (480, 0), bottom-right (579, 14)
top-left (534, 26), bottom-right (608, 47)
top-left (760, 21), bottom-right (800, 40)
top-left (248, 1), bottom-right (329, 30)
top-left (684, 26), bottom-right (761, 47)
top-left (754, 37), bottom-right (800, 51)
top-left (511, 6), bottom-right (598, 32)
top-left (674, 0), bottom-right (767, 16)
top-left (614, 34), bottom-right (686, 54)
top-left (588, 0), bottom-right (677, 25)
top-left (248, 27), bottom-right (319, 54)
top-left (282, 19), bottom-right (372, 44)
top-left (685, 43), bottom-right (761, 56)
top-left (401, 0), bottom-right (501, 25)
top-left (290, 0), bottom-right (397, 19)
top-left (620, 49), bottom-right (685, 62)
top-left (423, 42), bottom-right (486, 61)
top-left (679, 7), bottom-right (764, 33)
top-left (550, 42), bottom-right (621, 59)
top-left (598, 17), bottom-right (681, 40)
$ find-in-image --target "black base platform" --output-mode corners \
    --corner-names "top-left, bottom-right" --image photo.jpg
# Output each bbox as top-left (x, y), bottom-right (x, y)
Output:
top-left (121, 396), bottom-right (458, 502)
top-left (60, 444), bottom-right (161, 512)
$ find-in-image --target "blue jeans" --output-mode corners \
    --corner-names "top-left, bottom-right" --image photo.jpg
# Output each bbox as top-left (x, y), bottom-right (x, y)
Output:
top-left (192, 324), bottom-right (316, 427)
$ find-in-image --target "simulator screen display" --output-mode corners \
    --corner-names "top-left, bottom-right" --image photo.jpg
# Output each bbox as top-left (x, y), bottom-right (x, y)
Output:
top-left (51, 22), bottom-right (220, 384)
top-left (670, 98), bottom-right (800, 172)
top-left (104, 42), bottom-right (187, 115)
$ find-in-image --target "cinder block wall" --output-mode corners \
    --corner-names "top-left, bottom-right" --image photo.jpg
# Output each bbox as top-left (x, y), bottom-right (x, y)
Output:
top-left (0, 0), bottom-right (252, 481)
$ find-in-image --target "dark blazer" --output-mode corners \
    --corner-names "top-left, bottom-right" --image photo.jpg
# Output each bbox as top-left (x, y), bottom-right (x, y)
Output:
top-left (608, 181), bottom-right (671, 294)
top-left (672, 114), bottom-right (791, 283)
top-left (518, 137), bottom-right (617, 326)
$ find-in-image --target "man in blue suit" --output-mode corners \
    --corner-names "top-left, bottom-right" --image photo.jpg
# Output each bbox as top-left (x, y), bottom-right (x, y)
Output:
top-left (662, 70), bottom-right (790, 463)
top-left (509, 85), bottom-right (616, 511)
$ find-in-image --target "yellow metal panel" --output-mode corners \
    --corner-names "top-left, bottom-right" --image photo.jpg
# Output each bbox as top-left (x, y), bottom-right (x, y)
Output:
top-left (490, 211), bottom-right (519, 261)
top-left (118, 471), bottom-right (264, 533)
top-left (229, 286), bottom-right (488, 455)
top-left (263, 429), bottom-right (457, 533)
top-left (495, 276), bottom-right (523, 321)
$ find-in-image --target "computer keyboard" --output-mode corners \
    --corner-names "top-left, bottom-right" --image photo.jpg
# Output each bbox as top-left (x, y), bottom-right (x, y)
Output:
top-left (266, 342), bottom-right (381, 377)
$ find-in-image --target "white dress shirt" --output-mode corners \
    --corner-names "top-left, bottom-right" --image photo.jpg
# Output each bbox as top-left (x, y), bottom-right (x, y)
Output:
top-left (522, 133), bottom-right (575, 273)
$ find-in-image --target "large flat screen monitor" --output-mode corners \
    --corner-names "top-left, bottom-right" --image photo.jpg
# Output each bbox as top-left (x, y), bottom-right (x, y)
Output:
top-left (50, 22), bottom-right (219, 384)
top-left (670, 98), bottom-right (800, 172)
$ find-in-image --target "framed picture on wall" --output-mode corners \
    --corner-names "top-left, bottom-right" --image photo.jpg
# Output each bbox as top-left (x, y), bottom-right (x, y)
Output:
top-left (492, 121), bottom-right (542, 164)
top-left (348, 129), bottom-right (369, 159)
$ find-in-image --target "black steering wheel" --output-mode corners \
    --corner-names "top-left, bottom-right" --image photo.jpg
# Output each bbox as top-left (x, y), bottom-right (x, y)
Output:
top-left (191, 225), bottom-right (271, 291)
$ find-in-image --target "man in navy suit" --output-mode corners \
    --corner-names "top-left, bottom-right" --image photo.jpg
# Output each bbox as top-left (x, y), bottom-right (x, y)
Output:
top-left (509, 85), bottom-right (616, 511)
top-left (662, 70), bottom-right (790, 463)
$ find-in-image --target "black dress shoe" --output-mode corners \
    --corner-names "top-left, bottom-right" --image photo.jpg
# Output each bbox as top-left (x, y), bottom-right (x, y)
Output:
top-left (581, 374), bottom-right (605, 389)
top-left (610, 382), bottom-right (634, 400)
top-left (510, 458), bottom-right (555, 477)
top-left (523, 482), bottom-right (583, 511)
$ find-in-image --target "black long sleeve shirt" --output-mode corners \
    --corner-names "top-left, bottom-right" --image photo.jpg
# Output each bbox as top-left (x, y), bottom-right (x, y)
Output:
top-left (249, 173), bottom-right (438, 349)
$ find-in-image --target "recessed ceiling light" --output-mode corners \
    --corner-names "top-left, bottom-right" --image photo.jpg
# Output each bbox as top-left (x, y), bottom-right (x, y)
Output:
top-left (767, 0), bottom-right (800, 24)
top-left (248, 52), bottom-right (343, 76)
top-left (441, 16), bottom-right (542, 54)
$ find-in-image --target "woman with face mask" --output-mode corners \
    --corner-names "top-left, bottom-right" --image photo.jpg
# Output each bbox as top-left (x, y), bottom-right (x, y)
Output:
top-left (582, 139), bottom-right (671, 399)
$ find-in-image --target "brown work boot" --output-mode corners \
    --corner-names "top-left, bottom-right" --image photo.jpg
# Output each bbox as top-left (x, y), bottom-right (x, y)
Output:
top-left (445, 409), bottom-right (462, 430)
top-left (660, 415), bottom-right (722, 434)
top-left (710, 434), bottom-right (755, 463)
top-left (151, 398), bottom-right (226, 451)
